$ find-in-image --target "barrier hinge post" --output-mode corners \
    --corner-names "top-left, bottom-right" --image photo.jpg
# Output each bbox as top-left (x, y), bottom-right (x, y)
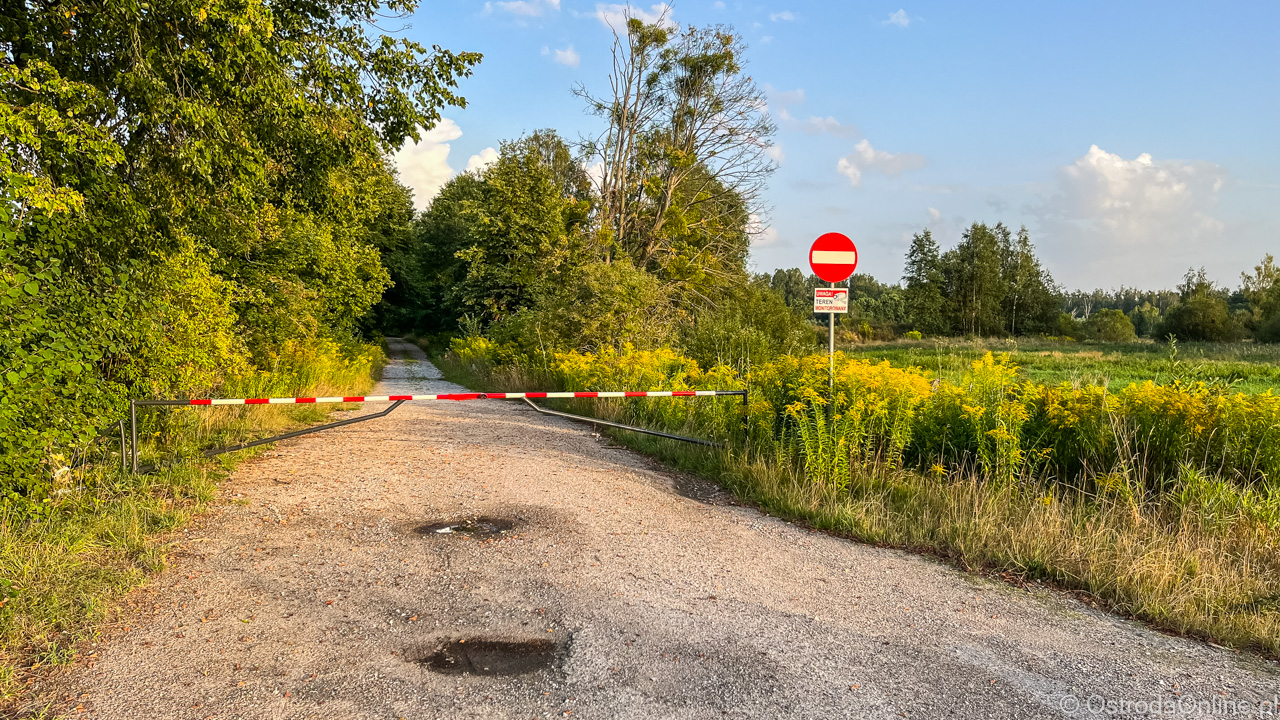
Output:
top-left (130, 400), bottom-right (138, 475)
top-left (118, 419), bottom-right (127, 474)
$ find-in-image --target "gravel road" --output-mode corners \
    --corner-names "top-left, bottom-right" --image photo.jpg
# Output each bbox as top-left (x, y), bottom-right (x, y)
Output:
top-left (40, 339), bottom-right (1279, 719)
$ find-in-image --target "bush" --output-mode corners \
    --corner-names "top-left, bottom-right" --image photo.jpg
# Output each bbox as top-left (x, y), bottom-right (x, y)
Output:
top-left (1258, 314), bottom-right (1280, 344)
top-left (488, 260), bottom-right (673, 360)
top-left (1057, 312), bottom-right (1082, 339)
top-left (1082, 309), bottom-right (1137, 342)
top-left (904, 330), bottom-right (923, 340)
top-left (1160, 294), bottom-right (1243, 342)
top-left (676, 280), bottom-right (814, 373)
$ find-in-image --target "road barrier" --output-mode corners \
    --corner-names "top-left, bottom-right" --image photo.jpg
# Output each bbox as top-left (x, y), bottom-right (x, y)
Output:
top-left (129, 390), bottom-right (747, 473)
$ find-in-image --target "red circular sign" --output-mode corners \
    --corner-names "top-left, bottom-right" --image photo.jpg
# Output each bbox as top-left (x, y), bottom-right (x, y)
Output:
top-left (809, 233), bottom-right (858, 283)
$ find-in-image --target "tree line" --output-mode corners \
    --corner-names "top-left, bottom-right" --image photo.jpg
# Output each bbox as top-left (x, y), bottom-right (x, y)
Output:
top-left (764, 229), bottom-right (1279, 344)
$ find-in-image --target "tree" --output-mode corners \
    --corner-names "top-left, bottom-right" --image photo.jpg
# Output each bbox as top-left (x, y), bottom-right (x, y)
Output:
top-left (903, 230), bottom-right (947, 335)
top-left (1128, 302), bottom-right (1163, 338)
top-left (1158, 268), bottom-right (1243, 342)
top-left (1001, 226), bottom-right (1059, 335)
top-left (768, 268), bottom-right (811, 313)
top-left (578, 15), bottom-right (775, 295)
top-left (1241, 254), bottom-right (1280, 334)
top-left (942, 223), bottom-right (1006, 336)
top-left (1, 0), bottom-right (479, 486)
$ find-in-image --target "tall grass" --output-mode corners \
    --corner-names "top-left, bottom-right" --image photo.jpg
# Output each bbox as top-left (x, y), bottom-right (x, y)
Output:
top-left (0, 339), bottom-right (384, 702)
top-left (436, 338), bottom-right (1280, 657)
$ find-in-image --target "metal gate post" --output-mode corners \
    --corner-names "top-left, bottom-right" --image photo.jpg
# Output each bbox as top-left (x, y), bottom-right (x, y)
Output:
top-left (130, 400), bottom-right (138, 474)
top-left (119, 419), bottom-right (127, 473)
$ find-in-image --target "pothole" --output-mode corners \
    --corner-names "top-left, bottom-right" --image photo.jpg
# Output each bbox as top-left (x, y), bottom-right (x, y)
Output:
top-left (415, 637), bottom-right (559, 675)
top-left (413, 517), bottom-right (515, 536)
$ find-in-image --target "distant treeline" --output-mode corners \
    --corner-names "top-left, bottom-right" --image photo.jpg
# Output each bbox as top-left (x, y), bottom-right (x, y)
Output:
top-left (766, 227), bottom-right (1280, 344)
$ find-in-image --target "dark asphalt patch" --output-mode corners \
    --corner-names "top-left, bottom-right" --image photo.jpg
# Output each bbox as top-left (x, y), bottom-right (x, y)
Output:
top-left (416, 637), bottom-right (559, 675)
top-left (413, 517), bottom-right (515, 536)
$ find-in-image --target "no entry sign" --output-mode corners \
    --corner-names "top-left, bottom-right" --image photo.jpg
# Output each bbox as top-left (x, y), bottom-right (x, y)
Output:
top-left (809, 233), bottom-right (858, 283)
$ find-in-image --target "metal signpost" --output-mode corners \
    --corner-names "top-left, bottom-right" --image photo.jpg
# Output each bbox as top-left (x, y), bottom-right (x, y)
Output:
top-left (809, 233), bottom-right (858, 388)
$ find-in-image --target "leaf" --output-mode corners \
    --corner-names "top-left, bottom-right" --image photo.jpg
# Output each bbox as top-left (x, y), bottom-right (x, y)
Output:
top-left (23, 282), bottom-right (39, 296)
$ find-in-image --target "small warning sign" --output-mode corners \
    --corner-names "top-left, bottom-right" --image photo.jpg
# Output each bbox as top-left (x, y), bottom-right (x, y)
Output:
top-left (814, 288), bottom-right (849, 314)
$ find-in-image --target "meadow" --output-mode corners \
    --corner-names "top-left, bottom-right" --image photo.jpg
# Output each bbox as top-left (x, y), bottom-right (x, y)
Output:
top-left (841, 338), bottom-right (1280, 395)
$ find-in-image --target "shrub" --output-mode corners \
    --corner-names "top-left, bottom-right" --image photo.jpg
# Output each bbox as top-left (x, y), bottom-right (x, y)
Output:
top-left (904, 330), bottom-right (923, 340)
top-left (1258, 314), bottom-right (1280, 344)
top-left (1082, 309), bottom-right (1137, 342)
top-left (1160, 294), bottom-right (1243, 342)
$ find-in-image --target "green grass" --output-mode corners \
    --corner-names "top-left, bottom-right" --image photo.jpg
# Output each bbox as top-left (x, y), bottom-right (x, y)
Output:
top-left (840, 338), bottom-right (1280, 394)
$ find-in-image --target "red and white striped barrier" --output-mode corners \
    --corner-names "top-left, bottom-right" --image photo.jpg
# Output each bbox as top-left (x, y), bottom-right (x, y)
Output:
top-left (175, 390), bottom-right (733, 406)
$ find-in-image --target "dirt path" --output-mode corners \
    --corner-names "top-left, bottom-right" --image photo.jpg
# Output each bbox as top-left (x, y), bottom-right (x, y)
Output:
top-left (39, 340), bottom-right (1278, 719)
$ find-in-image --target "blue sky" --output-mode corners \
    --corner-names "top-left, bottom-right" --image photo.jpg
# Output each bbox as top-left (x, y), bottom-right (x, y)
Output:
top-left (392, 1), bottom-right (1279, 290)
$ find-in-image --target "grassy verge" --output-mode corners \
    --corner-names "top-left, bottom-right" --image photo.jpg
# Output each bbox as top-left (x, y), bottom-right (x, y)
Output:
top-left (0, 341), bottom-right (385, 703)
top-left (434, 351), bottom-right (1280, 659)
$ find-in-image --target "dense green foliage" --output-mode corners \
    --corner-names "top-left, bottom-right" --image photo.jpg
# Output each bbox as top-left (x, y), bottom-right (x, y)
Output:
top-left (1, 0), bottom-right (479, 493)
top-left (375, 19), bottom-right (807, 370)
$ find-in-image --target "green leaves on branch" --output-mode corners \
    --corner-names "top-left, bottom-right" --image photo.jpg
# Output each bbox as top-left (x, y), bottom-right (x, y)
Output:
top-left (1, 0), bottom-right (479, 491)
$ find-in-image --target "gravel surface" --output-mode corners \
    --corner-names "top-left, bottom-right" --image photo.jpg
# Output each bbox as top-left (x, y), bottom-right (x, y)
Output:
top-left (39, 340), bottom-right (1280, 719)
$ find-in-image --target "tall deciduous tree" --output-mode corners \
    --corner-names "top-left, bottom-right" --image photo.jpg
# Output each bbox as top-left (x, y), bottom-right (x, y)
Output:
top-left (903, 229), bottom-right (946, 335)
top-left (1001, 226), bottom-right (1059, 335)
top-left (942, 223), bottom-right (1007, 336)
top-left (578, 14), bottom-right (775, 295)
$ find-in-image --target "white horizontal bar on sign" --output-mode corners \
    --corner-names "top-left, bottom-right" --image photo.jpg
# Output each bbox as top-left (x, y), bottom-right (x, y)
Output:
top-left (210, 398), bottom-right (244, 405)
top-left (811, 250), bottom-right (857, 264)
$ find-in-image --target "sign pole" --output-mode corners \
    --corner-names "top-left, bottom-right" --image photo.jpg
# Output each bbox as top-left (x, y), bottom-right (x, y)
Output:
top-left (828, 281), bottom-right (835, 389)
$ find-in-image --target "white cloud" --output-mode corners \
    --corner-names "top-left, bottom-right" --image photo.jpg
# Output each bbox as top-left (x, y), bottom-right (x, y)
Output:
top-left (489, 0), bottom-right (560, 16)
top-left (883, 9), bottom-right (910, 27)
top-left (394, 119), bottom-right (464, 211)
top-left (1036, 145), bottom-right (1227, 279)
top-left (765, 144), bottom-right (785, 164)
top-left (713, 0), bottom-right (725, 8)
top-left (797, 115), bottom-right (859, 137)
top-left (466, 147), bottom-right (500, 173)
top-left (553, 45), bottom-right (581, 67)
top-left (836, 139), bottom-right (927, 187)
top-left (769, 10), bottom-right (794, 21)
top-left (595, 3), bottom-right (672, 30)
top-left (927, 207), bottom-right (941, 223)
top-left (764, 84), bottom-right (859, 137)
top-left (764, 84), bottom-right (805, 108)
top-left (747, 213), bottom-right (780, 247)
top-left (760, 35), bottom-right (774, 44)
top-left (585, 161), bottom-right (606, 192)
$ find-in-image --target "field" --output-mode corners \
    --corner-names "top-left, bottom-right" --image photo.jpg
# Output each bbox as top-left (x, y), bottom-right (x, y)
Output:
top-left (840, 338), bottom-right (1280, 395)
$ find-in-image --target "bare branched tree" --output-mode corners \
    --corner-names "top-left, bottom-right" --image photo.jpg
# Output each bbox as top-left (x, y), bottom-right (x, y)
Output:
top-left (576, 11), bottom-right (776, 287)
